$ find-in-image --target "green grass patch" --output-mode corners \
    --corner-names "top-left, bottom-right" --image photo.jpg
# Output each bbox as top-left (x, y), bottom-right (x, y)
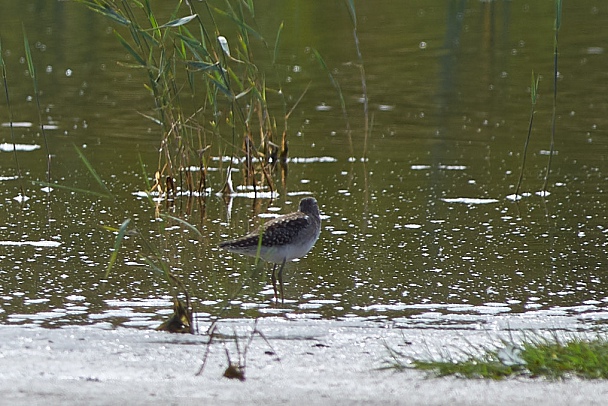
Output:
top-left (386, 335), bottom-right (608, 380)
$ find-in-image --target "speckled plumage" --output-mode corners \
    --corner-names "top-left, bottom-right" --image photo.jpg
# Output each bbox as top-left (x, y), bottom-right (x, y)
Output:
top-left (219, 197), bottom-right (321, 302)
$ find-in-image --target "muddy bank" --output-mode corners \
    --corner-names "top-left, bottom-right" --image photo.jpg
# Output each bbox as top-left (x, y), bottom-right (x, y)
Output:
top-left (1, 319), bottom-right (607, 405)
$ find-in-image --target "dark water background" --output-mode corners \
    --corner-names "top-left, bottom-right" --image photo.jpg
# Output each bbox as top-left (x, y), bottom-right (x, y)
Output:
top-left (0, 1), bottom-right (607, 330)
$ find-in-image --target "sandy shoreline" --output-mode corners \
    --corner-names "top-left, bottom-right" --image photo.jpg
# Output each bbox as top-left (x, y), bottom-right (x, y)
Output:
top-left (1, 319), bottom-right (607, 405)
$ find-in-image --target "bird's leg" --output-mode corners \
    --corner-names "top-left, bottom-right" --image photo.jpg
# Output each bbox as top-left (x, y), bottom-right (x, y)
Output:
top-left (277, 258), bottom-right (287, 304)
top-left (271, 264), bottom-right (278, 302)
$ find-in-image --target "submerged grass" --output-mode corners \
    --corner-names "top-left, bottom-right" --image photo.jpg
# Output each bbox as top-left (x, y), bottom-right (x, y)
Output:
top-left (387, 334), bottom-right (608, 380)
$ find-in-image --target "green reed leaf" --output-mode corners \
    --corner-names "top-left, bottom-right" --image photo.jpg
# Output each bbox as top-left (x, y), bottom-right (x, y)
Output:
top-left (157, 14), bottom-right (197, 29)
top-left (273, 21), bottom-right (284, 65)
top-left (73, 144), bottom-right (113, 197)
top-left (105, 219), bottom-right (131, 278)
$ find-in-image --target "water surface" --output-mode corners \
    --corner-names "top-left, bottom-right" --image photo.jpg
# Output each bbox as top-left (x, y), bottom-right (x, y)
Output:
top-left (0, 1), bottom-right (607, 330)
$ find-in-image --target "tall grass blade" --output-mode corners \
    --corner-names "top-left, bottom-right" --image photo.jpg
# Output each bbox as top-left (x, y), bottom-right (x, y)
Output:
top-left (153, 14), bottom-right (197, 29)
top-left (162, 214), bottom-right (205, 240)
top-left (213, 7), bottom-right (264, 41)
top-left (272, 21), bottom-right (284, 65)
top-left (346, 0), bottom-right (369, 158)
top-left (209, 76), bottom-right (233, 98)
top-left (74, 0), bottom-right (130, 25)
top-left (555, 0), bottom-right (562, 30)
top-left (22, 30), bottom-right (36, 88)
top-left (73, 144), bottom-right (113, 198)
top-left (244, 0), bottom-right (255, 16)
top-left (186, 61), bottom-right (220, 71)
top-left (285, 81), bottom-right (310, 121)
top-left (137, 232), bottom-right (171, 280)
top-left (0, 36), bottom-right (25, 199)
top-left (23, 26), bottom-right (51, 184)
top-left (542, 0), bottom-right (562, 193)
top-left (515, 72), bottom-right (540, 198)
top-left (34, 181), bottom-right (112, 198)
top-left (312, 49), bottom-right (347, 124)
top-left (177, 31), bottom-right (211, 60)
top-left (114, 30), bottom-right (146, 66)
top-left (105, 219), bottom-right (131, 278)
top-left (312, 48), bottom-right (353, 152)
top-left (141, 255), bottom-right (168, 278)
top-left (137, 153), bottom-right (157, 208)
top-left (346, 0), bottom-right (357, 26)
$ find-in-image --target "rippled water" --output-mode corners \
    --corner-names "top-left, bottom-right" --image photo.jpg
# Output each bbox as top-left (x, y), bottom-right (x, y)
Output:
top-left (0, 1), bottom-right (607, 330)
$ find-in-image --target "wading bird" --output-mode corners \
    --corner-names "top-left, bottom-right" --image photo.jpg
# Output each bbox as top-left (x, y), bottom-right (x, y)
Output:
top-left (219, 197), bottom-right (321, 303)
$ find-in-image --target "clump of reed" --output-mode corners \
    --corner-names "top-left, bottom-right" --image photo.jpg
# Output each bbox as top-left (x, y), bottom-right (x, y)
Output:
top-left (76, 0), bottom-right (292, 197)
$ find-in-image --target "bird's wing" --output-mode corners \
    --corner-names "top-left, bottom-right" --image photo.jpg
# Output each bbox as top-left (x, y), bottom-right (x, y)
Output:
top-left (259, 214), bottom-right (311, 246)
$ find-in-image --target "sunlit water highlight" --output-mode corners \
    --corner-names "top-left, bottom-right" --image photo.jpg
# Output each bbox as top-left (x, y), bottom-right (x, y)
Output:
top-left (0, 1), bottom-right (607, 332)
